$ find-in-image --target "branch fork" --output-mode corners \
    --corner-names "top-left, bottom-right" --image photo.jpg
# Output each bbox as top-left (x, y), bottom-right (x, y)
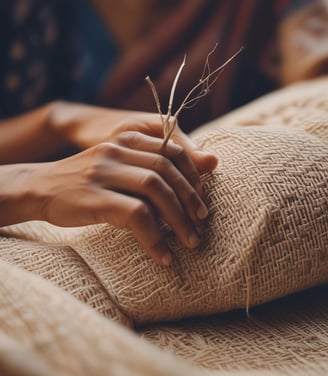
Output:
top-left (145, 44), bottom-right (243, 151)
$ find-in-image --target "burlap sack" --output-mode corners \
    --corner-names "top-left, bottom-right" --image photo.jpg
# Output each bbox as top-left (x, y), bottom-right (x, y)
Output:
top-left (0, 235), bottom-right (132, 327)
top-left (2, 78), bottom-right (327, 326)
top-left (0, 260), bottom-right (202, 376)
top-left (141, 283), bottom-right (328, 373)
top-left (4, 259), bottom-right (326, 376)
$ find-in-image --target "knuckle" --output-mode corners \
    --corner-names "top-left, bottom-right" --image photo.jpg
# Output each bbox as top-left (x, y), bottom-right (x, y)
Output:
top-left (83, 160), bottom-right (106, 182)
top-left (93, 142), bottom-right (121, 159)
top-left (115, 131), bottom-right (140, 147)
top-left (139, 171), bottom-right (162, 191)
top-left (83, 158), bottom-right (105, 182)
top-left (165, 187), bottom-right (177, 203)
top-left (83, 163), bottom-right (101, 181)
top-left (84, 143), bottom-right (120, 181)
top-left (153, 155), bottom-right (171, 172)
top-left (128, 200), bottom-right (152, 225)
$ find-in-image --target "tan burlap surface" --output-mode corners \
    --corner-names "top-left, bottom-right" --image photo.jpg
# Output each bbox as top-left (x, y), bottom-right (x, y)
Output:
top-left (192, 76), bottom-right (328, 140)
top-left (0, 77), bottom-right (327, 374)
top-left (2, 79), bottom-right (328, 326)
top-left (0, 260), bottom-right (202, 376)
top-left (0, 259), bottom-right (327, 375)
top-left (140, 283), bottom-right (328, 374)
top-left (0, 235), bottom-right (132, 327)
top-left (139, 76), bottom-right (327, 373)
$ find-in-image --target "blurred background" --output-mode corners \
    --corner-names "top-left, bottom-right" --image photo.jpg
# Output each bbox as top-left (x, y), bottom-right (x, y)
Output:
top-left (0, 0), bottom-right (327, 132)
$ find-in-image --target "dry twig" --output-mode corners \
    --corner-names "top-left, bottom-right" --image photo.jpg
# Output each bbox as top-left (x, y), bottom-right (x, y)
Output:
top-left (146, 44), bottom-right (243, 151)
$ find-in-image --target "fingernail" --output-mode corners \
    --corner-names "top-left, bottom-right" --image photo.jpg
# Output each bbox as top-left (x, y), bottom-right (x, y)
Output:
top-left (161, 252), bottom-right (172, 266)
top-left (188, 233), bottom-right (201, 248)
top-left (197, 204), bottom-right (208, 220)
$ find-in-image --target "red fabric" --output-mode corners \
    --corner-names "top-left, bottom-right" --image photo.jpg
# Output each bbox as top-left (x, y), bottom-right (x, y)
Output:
top-left (275, 0), bottom-right (292, 13)
top-left (98, 0), bottom-right (265, 131)
top-left (96, 0), bottom-right (315, 132)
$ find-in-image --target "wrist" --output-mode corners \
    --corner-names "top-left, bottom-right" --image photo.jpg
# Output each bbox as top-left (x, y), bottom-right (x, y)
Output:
top-left (0, 101), bottom-right (73, 164)
top-left (0, 163), bottom-right (45, 226)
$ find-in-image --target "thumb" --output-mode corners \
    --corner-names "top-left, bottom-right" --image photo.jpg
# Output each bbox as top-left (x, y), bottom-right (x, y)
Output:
top-left (173, 127), bottom-right (218, 174)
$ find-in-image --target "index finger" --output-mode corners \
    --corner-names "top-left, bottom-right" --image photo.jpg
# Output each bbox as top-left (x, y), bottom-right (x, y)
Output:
top-left (114, 132), bottom-right (202, 196)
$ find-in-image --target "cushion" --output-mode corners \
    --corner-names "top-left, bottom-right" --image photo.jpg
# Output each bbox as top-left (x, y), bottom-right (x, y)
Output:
top-left (0, 259), bottom-right (198, 376)
top-left (1, 78), bottom-right (328, 326)
top-left (141, 284), bottom-right (328, 373)
top-left (0, 236), bottom-right (132, 327)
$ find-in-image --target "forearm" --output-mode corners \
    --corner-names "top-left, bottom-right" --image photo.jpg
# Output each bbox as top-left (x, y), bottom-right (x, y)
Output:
top-left (0, 102), bottom-right (72, 164)
top-left (49, 101), bottom-right (146, 148)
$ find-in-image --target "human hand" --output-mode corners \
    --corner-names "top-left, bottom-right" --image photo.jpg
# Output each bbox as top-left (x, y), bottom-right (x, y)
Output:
top-left (26, 132), bottom-right (211, 266)
top-left (50, 102), bottom-right (218, 174)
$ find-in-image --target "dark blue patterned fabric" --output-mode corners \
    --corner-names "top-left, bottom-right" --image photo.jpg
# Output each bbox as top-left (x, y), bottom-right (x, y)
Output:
top-left (0, 0), bottom-right (118, 118)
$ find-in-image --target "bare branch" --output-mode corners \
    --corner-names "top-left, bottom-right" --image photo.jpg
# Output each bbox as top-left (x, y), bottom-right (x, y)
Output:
top-left (200, 42), bottom-right (218, 82)
top-left (145, 45), bottom-right (244, 151)
top-left (145, 76), bottom-right (165, 126)
top-left (174, 47), bottom-right (243, 120)
top-left (182, 68), bottom-right (225, 109)
top-left (167, 55), bottom-right (186, 120)
top-left (160, 117), bottom-right (177, 152)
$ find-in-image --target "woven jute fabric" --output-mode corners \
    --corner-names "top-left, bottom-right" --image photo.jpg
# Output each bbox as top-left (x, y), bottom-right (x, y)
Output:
top-left (140, 284), bottom-right (328, 374)
top-left (191, 77), bottom-right (328, 140)
top-left (0, 235), bottom-right (132, 327)
top-left (0, 260), bottom-right (203, 376)
top-left (2, 78), bottom-right (328, 326)
top-left (0, 260), bottom-right (327, 375)
top-left (0, 77), bottom-right (327, 374)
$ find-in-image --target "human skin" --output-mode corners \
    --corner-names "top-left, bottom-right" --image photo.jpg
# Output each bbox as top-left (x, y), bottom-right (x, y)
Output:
top-left (0, 102), bottom-right (218, 266)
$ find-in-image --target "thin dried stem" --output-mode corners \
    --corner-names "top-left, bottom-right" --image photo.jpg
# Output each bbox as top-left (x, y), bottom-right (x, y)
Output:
top-left (166, 55), bottom-right (186, 119)
top-left (161, 55), bottom-right (186, 146)
top-left (145, 45), bottom-right (243, 151)
top-left (146, 76), bottom-right (172, 144)
top-left (179, 43), bottom-right (221, 111)
top-left (200, 43), bottom-right (218, 82)
top-left (145, 76), bottom-right (165, 125)
top-left (174, 46), bottom-right (243, 120)
top-left (160, 117), bottom-right (177, 152)
top-left (182, 68), bottom-right (224, 110)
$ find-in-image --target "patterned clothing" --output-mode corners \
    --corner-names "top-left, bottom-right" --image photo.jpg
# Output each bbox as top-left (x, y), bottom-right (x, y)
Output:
top-left (0, 0), bottom-right (117, 118)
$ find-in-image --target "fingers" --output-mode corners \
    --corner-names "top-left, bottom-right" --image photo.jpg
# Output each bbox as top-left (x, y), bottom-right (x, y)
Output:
top-left (123, 198), bottom-right (173, 266)
top-left (40, 130), bottom-right (214, 267)
top-left (99, 157), bottom-right (202, 250)
top-left (92, 141), bottom-right (208, 264)
top-left (173, 127), bottom-right (218, 174)
top-left (114, 131), bottom-right (203, 195)
top-left (114, 118), bottom-right (218, 174)
top-left (106, 144), bottom-right (207, 223)
top-left (88, 190), bottom-right (173, 266)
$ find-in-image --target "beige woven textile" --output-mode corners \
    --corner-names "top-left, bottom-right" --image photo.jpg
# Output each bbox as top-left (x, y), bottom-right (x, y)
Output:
top-left (140, 77), bottom-right (328, 373)
top-left (0, 236), bottom-right (132, 327)
top-left (141, 283), bottom-right (328, 374)
top-left (0, 260), bottom-right (201, 376)
top-left (2, 80), bottom-right (328, 325)
top-left (0, 259), bottom-right (327, 376)
top-left (0, 77), bottom-right (328, 374)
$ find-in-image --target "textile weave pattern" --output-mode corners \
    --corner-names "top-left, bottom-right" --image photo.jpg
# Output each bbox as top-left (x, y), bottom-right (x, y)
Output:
top-left (2, 78), bottom-right (327, 326)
